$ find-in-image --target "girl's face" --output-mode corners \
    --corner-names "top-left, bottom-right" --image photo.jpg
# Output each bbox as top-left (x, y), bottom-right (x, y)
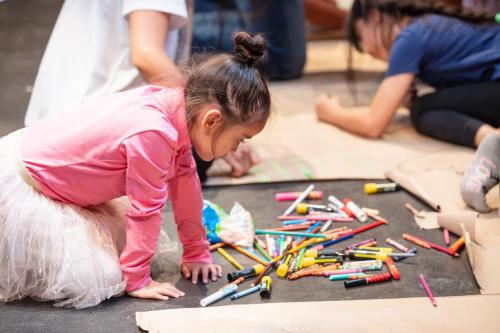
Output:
top-left (189, 106), bottom-right (265, 161)
top-left (355, 13), bottom-right (391, 61)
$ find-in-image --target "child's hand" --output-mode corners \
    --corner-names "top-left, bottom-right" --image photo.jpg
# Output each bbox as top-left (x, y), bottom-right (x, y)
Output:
top-left (224, 143), bottom-right (260, 177)
top-left (315, 94), bottom-right (342, 123)
top-left (127, 280), bottom-right (185, 301)
top-left (180, 262), bottom-right (223, 284)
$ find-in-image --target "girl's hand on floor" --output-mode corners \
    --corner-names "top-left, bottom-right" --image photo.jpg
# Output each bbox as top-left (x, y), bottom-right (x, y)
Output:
top-left (180, 262), bottom-right (223, 284)
top-left (127, 280), bottom-right (185, 301)
top-left (315, 94), bottom-right (342, 123)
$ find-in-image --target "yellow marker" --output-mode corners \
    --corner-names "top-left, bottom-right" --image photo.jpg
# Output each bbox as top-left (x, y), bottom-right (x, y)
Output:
top-left (364, 182), bottom-right (399, 194)
top-left (301, 257), bottom-right (339, 268)
top-left (217, 248), bottom-right (243, 270)
top-left (277, 253), bottom-right (294, 278)
top-left (296, 203), bottom-right (310, 214)
top-left (349, 252), bottom-right (389, 260)
top-left (260, 276), bottom-right (272, 299)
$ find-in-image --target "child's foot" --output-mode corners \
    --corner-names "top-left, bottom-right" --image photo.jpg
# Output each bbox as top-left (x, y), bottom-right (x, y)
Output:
top-left (461, 133), bottom-right (500, 212)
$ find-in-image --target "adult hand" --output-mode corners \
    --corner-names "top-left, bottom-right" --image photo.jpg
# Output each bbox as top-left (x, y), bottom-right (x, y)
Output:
top-left (127, 280), bottom-right (185, 301)
top-left (224, 143), bottom-right (260, 177)
top-left (180, 262), bottom-right (223, 284)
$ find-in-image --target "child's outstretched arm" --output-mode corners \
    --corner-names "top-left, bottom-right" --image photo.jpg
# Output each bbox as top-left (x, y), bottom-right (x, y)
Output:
top-left (120, 131), bottom-right (185, 300)
top-left (168, 146), bottom-right (222, 284)
top-left (315, 73), bottom-right (415, 138)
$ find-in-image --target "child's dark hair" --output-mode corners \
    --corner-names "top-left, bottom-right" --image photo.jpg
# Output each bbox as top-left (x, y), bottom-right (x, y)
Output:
top-left (185, 31), bottom-right (271, 129)
top-left (348, 0), bottom-right (496, 52)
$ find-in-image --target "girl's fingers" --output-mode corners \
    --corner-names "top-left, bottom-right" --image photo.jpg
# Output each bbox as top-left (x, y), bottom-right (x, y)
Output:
top-left (209, 266), bottom-right (218, 281)
top-left (150, 291), bottom-right (169, 301)
top-left (216, 265), bottom-right (223, 277)
top-left (161, 283), bottom-right (185, 297)
top-left (181, 264), bottom-right (191, 279)
top-left (191, 268), bottom-right (200, 284)
top-left (201, 266), bottom-right (210, 284)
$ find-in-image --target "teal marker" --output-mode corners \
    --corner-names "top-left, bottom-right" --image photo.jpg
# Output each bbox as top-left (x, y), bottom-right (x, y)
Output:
top-left (230, 285), bottom-right (261, 300)
top-left (329, 273), bottom-right (367, 281)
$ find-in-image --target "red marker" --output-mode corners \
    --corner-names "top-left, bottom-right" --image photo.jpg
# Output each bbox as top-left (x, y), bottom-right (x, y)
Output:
top-left (385, 257), bottom-right (400, 280)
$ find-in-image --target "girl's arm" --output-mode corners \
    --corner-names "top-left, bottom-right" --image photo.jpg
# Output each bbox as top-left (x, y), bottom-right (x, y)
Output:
top-left (315, 73), bottom-right (415, 138)
top-left (168, 146), bottom-right (221, 284)
top-left (129, 10), bottom-right (184, 86)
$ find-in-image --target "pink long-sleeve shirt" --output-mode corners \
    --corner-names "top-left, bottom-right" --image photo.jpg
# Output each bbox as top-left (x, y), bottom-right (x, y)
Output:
top-left (20, 86), bottom-right (211, 291)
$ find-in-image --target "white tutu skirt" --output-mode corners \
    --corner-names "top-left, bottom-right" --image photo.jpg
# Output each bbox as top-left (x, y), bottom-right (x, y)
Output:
top-left (0, 129), bottom-right (128, 308)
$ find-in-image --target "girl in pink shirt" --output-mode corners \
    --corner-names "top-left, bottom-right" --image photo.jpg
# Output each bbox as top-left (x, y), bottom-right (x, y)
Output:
top-left (0, 32), bottom-right (270, 308)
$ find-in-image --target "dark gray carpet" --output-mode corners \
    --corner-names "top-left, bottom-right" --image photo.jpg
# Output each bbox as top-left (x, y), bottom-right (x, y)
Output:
top-left (0, 180), bottom-right (479, 333)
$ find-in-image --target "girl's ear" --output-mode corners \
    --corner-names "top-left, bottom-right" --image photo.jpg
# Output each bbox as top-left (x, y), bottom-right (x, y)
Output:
top-left (201, 109), bottom-right (223, 133)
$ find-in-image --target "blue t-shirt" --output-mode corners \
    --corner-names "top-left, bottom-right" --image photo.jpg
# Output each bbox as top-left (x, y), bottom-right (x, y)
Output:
top-left (387, 15), bottom-right (500, 88)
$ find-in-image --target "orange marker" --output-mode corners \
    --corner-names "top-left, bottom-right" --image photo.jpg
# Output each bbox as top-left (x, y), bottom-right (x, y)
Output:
top-left (403, 233), bottom-right (431, 249)
top-left (385, 257), bottom-right (400, 280)
top-left (448, 236), bottom-right (465, 255)
top-left (209, 242), bottom-right (225, 251)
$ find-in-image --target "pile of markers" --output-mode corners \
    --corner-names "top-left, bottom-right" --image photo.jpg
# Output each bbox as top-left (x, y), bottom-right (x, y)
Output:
top-left (200, 183), bottom-right (465, 308)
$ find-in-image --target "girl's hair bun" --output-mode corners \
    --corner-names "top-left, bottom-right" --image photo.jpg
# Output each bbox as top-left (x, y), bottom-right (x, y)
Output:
top-left (233, 31), bottom-right (266, 67)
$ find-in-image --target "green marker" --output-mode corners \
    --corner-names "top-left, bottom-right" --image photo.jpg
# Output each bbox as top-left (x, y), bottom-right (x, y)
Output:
top-left (496, 13), bottom-right (500, 24)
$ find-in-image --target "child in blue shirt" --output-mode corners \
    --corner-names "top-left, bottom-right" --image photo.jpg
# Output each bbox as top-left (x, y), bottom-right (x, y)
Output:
top-left (316, 0), bottom-right (499, 148)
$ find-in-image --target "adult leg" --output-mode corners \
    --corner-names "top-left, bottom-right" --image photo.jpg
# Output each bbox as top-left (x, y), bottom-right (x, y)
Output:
top-left (410, 81), bottom-right (500, 148)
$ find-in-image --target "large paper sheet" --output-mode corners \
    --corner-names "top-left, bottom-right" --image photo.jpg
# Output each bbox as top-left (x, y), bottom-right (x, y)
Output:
top-left (136, 295), bottom-right (500, 333)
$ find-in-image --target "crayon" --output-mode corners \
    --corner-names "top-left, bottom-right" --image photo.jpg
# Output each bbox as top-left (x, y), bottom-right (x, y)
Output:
top-left (343, 198), bottom-right (368, 223)
top-left (227, 264), bottom-right (265, 282)
top-left (254, 240), bottom-right (272, 261)
top-left (428, 241), bottom-right (459, 257)
top-left (256, 230), bottom-right (327, 238)
top-left (346, 238), bottom-right (377, 250)
top-left (278, 215), bottom-right (354, 222)
top-left (385, 257), bottom-right (400, 280)
top-left (275, 190), bottom-right (323, 202)
top-left (364, 182), bottom-right (399, 194)
top-left (282, 219), bottom-right (310, 226)
top-left (300, 257), bottom-right (340, 268)
top-left (448, 236), bottom-right (465, 255)
top-left (419, 274), bottom-right (437, 307)
top-left (230, 285), bottom-right (261, 300)
top-left (351, 220), bottom-right (387, 235)
top-left (277, 253), bottom-right (294, 278)
top-left (209, 242), bottom-right (225, 251)
top-left (342, 260), bottom-right (384, 271)
top-left (304, 248), bottom-right (344, 258)
top-left (443, 229), bottom-right (450, 245)
top-left (296, 203), bottom-right (334, 214)
top-left (200, 284), bottom-right (238, 307)
top-left (217, 248), bottom-right (243, 270)
top-left (260, 276), bottom-right (272, 299)
top-left (228, 244), bottom-right (269, 266)
top-left (282, 184), bottom-right (315, 216)
top-left (393, 247), bottom-right (417, 262)
top-left (403, 234), bottom-right (431, 249)
top-left (386, 238), bottom-right (410, 252)
top-left (329, 273), bottom-right (368, 281)
top-left (344, 273), bottom-right (391, 288)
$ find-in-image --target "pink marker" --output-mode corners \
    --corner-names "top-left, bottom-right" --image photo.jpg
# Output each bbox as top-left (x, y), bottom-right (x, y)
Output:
top-left (275, 191), bottom-right (323, 202)
top-left (443, 229), bottom-right (450, 245)
top-left (419, 274), bottom-right (437, 307)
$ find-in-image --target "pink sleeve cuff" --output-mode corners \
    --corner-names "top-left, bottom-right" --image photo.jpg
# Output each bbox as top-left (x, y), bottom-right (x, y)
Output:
top-left (125, 275), bottom-right (152, 292)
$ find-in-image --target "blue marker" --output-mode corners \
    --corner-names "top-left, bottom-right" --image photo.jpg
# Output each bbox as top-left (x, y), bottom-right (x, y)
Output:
top-left (282, 219), bottom-right (309, 226)
top-left (230, 285), bottom-right (261, 300)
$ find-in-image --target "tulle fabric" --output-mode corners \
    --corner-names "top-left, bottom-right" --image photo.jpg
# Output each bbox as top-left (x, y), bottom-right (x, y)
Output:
top-left (0, 129), bottom-right (127, 308)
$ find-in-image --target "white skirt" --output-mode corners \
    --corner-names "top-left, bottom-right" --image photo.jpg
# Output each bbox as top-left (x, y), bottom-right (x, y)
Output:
top-left (0, 129), bottom-right (127, 308)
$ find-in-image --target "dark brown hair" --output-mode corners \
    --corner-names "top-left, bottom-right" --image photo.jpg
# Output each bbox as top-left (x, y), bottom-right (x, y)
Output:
top-left (184, 31), bottom-right (271, 129)
top-left (347, 0), bottom-right (496, 52)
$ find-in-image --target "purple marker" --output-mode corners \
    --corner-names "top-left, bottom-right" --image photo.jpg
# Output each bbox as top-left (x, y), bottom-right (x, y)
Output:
top-left (346, 238), bottom-right (377, 250)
